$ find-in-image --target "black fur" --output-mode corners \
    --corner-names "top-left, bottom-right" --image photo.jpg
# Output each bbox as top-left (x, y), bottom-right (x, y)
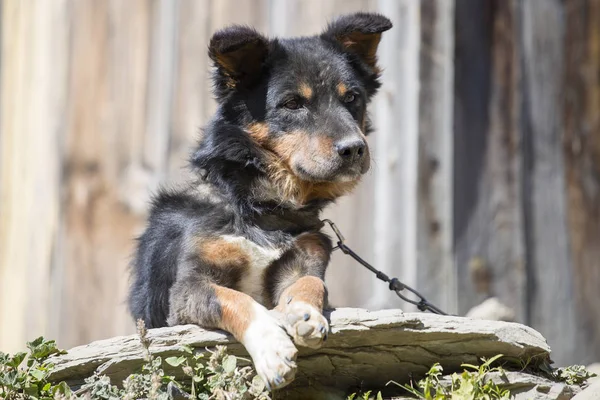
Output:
top-left (128, 13), bottom-right (392, 329)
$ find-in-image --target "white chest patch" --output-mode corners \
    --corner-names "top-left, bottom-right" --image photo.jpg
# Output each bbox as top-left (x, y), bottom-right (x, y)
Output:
top-left (221, 235), bottom-right (283, 304)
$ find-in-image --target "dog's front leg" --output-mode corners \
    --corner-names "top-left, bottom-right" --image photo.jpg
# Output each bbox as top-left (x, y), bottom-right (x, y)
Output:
top-left (276, 276), bottom-right (330, 349)
top-left (168, 280), bottom-right (297, 390)
top-left (269, 232), bottom-right (332, 349)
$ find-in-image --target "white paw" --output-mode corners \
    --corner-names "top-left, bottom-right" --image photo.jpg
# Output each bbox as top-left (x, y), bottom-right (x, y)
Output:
top-left (243, 304), bottom-right (298, 390)
top-left (281, 302), bottom-right (329, 349)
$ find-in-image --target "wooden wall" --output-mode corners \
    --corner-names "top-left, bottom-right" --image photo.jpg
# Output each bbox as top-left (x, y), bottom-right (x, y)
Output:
top-left (0, 0), bottom-right (598, 367)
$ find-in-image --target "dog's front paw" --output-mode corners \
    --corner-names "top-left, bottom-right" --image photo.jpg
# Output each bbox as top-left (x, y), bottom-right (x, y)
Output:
top-left (243, 307), bottom-right (298, 390)
top-left (281, 301), bottom-right (329, 349)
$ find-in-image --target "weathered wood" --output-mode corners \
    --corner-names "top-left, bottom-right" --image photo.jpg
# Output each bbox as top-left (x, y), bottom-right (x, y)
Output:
top-left (365, 0), bottom-right (422, 310)
top-left (168, 0), bottom-right (211, 183)
top-left (453, 0), bottom-right (527, 324)
top-left (416, 0), bottom-right (456, 312)
top-left (562, 0), bottom-right (600, 365)
top-left (47, 308), bottom-right (553, 399)
top-left (57, 0), bottom-right (151, 348)
top-left (0, 0), bottom-right (68, 351)
top-left (520, 0), bottom-right (584, 366)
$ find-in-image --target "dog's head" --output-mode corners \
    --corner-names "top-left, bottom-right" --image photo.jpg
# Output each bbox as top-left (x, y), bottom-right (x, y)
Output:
top-left (199, 13), bottom-right (391, 206)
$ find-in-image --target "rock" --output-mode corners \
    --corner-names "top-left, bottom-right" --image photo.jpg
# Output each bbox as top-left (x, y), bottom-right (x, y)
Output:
top-left (387, 372), bottom-right (582, 400)
top-left (573, 365), bottom-right (600, 400)
top-left (47, 308), bottom-right (554, 398)
top-left (466, 297), bottom-right (516, 322)
top-left (587, 363), bottom-right (600, 383)
top-left (474, 371), bottom-right (579, 400)
top-left (572, 381), bottom-right (600, 400)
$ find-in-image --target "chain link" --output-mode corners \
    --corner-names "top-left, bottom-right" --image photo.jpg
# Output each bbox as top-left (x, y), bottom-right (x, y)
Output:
top-left (322, 219), bottom-right (449, 316)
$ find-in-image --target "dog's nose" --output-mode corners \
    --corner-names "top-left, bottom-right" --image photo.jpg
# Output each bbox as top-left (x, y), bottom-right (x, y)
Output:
top-left (335, 139), bottom-right (366, 160)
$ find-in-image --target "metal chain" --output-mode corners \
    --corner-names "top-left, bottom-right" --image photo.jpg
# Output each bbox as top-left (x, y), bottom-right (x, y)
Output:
top-left (322, 219), bottom-right (449, 316)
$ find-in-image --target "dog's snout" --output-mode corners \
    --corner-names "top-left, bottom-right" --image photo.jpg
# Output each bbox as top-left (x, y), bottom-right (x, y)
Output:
top-left (335, 139), bottom-right (366, 161)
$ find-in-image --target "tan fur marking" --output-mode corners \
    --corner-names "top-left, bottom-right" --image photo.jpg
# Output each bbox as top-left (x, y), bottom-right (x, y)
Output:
top-left (338, 32), bottom-right (382, 68)
top-left (212, 284), bottom-right (255, 340)
top-left (278, 276), bottom-right (326, 311)
top-left (271, 131), bottom-right (311, 161)
top-left (247, 127), bottom-right (360, 205)
top-left (337, 82), bottom-right (348, 97)
top-left (215, 54), bottom-right (235, 74)
top-left (308, 180), bottom-right (358, 201)
top-left (247, 122), bottom-right (270, 145)
top-left (198, 238), bottom-right (249, 267)
top-left (299, 82), bottom-right (313, 99)
top-left (316, 136), bottom-right (334, 154)
top-left (263, 152), bottom-right (359, 205)
top-left (270, 132), bottom-right (357, 203)
top-left (264, 157), bottom-right (358, 204)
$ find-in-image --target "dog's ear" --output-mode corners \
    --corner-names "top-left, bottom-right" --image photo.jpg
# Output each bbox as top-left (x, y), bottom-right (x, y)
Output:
top-left (321, 13), bottom-right (392, 70)
top-left (209, 26), bottom-right (269, 92)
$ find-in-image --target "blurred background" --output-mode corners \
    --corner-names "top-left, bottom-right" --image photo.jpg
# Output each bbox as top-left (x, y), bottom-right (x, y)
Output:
top-left (0, 0), bottom-right (598, 367)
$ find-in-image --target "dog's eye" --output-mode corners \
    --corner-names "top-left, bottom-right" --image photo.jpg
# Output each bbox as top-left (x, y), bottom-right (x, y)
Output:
top-left (283, 99), bottom-right (302, 110)
top-left (343, 93), bottom-right (356, 103)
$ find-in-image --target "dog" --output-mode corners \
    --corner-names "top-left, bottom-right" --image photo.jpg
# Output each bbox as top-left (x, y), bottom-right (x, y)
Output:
top-left (128, 12), bottom-right (392, 390)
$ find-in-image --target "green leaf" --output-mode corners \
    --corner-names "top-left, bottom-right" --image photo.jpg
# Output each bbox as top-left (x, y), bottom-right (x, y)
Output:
top-left (29, 368), bottom-right (46, 381)
top-left (24, 382), bottom-right (39, 396)
top-left (152, 356), bottom-right (163, 369)
top-left (26, 337), bottom-right (65, 361)
top-left (51, 381), bottom-right (72, 396)
top-left (376, 392), bottom-right (383, 400)
top-left (453, 376), bottom-right (475, 400)
top-left (482, 354), bottom-right (504, 367)
top-left (249, 375), bottom-right (266, 395)
top-left (6, 352), bottom-right (27, 368)
top-left (222, 355), bottom-right (237, 373)
top-left (165, 356), bottom-right (187, 367)
top-left (180, 344), bottom-right (194, 354)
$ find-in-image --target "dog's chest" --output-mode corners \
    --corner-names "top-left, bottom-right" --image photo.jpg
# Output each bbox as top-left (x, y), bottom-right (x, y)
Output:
top-left (221, 235), bottom-right (285, 304)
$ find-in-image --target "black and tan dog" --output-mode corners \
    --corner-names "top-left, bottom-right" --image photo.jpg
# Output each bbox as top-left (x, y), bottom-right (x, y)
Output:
top-left (128, 12), bottom-right (392, 390)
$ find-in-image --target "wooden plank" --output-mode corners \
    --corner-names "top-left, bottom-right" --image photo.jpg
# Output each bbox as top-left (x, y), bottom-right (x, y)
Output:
top-left (145, 0), bottom-right (177, 180)
top-left (168, 0), bottom-right (211, 181)
top-left (268, 0), bottom-right (372, 36)
top-left (0, 0), bottom-right (68, 352)
top-left (364, 0), bottom-right (421, 310)
top-left (520, 0), bottom-right (584, 366)
top-left (453, 0), bottom-right (527, 321)
top-left (562, 0), bottom-right (600, 365)
top-left (416, 0), bottom-right (456, 313)
top-left (57, 0), bottom-right (155, 348)
top-left (0, 0), bottom-right (32, 353)
top-left (107, 0), bottom-right (155, 217)
top-left (212, 0), bottom-right (268, 32)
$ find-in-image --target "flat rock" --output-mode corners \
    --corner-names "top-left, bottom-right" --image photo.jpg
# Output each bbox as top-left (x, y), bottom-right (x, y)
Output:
top-left (435, 371), bottom-right (581, 400)
top-left (47, 308), bottom-right (553, 398)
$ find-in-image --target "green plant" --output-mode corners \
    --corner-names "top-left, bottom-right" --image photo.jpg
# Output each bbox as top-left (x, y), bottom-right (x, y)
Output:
top-left (390, 354), bottom-right (510, 400)
top-left (0, 336), bottom-right (69, 399)
top-left (78, 319), bottom-right (271, 400)
top-left (347, 390), bottom-right (383, 400)
top-left (1, 320), bottom-right (270, 400)
top-left (553, 365), bottom-right (597, 386)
